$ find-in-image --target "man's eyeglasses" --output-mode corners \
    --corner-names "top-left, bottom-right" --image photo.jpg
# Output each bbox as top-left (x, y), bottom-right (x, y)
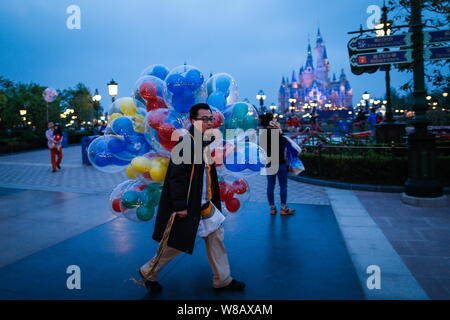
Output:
top-left (193, 117), bottom-right (214, 122)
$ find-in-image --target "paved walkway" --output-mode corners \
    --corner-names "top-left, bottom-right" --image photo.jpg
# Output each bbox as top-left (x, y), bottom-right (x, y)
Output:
top-left (0, 146), bottom-right (448, 299)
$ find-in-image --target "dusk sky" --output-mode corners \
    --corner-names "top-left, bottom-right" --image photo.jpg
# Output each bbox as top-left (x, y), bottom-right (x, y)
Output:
top-left (0, 0), bottom-right (416, 110)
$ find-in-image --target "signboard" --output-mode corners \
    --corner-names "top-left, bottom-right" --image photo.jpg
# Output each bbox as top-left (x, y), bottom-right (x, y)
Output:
top-left (424, 29), bottom-right (450, 44)
top-left (425, 46), bottom-right (450, 61)
top-left (350, 50), bottom-right (413, 67)
top-left (348, 33), bottom-right (412, 51)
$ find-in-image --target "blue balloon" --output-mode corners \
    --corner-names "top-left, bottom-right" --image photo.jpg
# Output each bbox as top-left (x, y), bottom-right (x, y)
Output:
top-left (125, 134), bottom-right (150, 154)
top-left (152, 65), bottom-right (169, 81)
top-left (108, 139), bottom-right (125, 154)
top-left (185, 69), bottom-right (204, 91)
top-left (215, 75), bottom-right (231, 94)
top-left (207, 91), bottom-right (227, 110)
top-left (94, 153), bottom-right (112, 167)
top-left (166, 74), bottom-right (186, 95)
top-left (172, 92), bottom-right (195, 114)
top-left (110, 156), bottom-right (130, 166)
top-left (112, 117), bottom-right (135, 137)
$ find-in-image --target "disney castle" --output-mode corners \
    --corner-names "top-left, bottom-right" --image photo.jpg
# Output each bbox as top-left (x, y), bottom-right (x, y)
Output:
top-left (278, 29), bottom-right (353, 113)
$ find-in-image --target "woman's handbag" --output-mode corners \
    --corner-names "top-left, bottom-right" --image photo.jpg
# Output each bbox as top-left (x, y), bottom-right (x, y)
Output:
top-left (285, 136), bottom-right (305, 175)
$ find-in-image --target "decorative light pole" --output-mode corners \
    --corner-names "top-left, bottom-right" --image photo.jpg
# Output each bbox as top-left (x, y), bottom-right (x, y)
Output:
top-left (403, 0), bottom-right (443, 202)
top-left (362, 91), bottom-right (370, 113)
top-left (107, 79), bottom-right (118, 102)
top-left (92, 88), bottom-right (102, 122)
top-left (256, 90), bottom-right (266, 113)
top-left (269, 103), bottom-right (277, 114)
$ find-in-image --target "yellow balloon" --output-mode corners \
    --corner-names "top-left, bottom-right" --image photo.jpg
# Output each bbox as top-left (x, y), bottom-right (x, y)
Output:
top-left (131, 156), bottom-right (153, 174)
top-left (119, 98), bottom-right (137, 116)
top-left (109, 113), bottom-right (122, 122)
top-left (155, 157), bottom-right (169, 167)
top-left (126, 165), bottom-right (137, 179)
top-left (149, 162), bottom-right (167, 182)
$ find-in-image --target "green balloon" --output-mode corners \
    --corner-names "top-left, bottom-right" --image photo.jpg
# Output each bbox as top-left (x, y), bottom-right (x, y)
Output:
top-left (232, 103), bottom-right (249, 119)
top-left (136, 205), bottom-right (155, 221)
top-left (144, 183), bottom-right (162, 206)
top-left (241, 115), bottom-right (257, 131)
top-left (121, 190), bottom-right (140, 209)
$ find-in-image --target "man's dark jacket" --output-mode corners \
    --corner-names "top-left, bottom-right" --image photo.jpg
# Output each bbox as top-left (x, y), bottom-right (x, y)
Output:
top-left (152, 126), bottom-right (222, 254)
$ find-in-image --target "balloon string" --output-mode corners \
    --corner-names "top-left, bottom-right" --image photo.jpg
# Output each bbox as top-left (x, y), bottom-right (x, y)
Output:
top-left (141, 212), bottom-right (177, 280)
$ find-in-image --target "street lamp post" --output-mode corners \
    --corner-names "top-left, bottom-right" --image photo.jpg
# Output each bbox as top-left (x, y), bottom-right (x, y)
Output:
top-left (107, 79), bottom-right (118, 102)
top-left (92, 88), bottom-right (102, 122)
top-left (403, 0), bottom-right (443, 201)
top-left (269, 103), bottom-right (277, 114)
top-left (256, 90), bottom-right (266, 113)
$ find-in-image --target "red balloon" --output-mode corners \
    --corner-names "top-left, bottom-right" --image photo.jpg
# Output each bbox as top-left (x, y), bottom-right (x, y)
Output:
top-left (219, 182), bottom-right (234, 202)
top-left (139, 81), bottom-right (158, 101)
top-left (142, 172), bottom-right (152, 180)
top-left (112, 198), bottom-right (123, 213)
top-left (133, 184), bottom-right (147, 191)
top-left (147, 109), bottom-right (168, 129)
top-left (146, 96), bottom-right (168, 111)
top-left (225, 197), bottom-right (240, 212)
top-left (232, 179), bottom-right (248, 195)
top-left (212, 111), bottom-right (224, 128)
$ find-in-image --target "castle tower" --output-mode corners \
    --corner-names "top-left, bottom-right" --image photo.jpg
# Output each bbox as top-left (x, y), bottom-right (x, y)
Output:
top-left (301, 41), bottom-right (315, 88)
top-left (314, 28), bottom-right (330, 87)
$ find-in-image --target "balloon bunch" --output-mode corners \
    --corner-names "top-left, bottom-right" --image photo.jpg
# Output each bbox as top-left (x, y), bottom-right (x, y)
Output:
top-left (110, 180), bottom-right (162, 222)
top-left (206, 73), bottom-right (238, 111)
top-left (43, 87), bottom-right (58, 103)
top-left (218, 174), bottom-right (250, 213)
top-left (88, 63), bottom-right (268, 220)
top-left (165, 65), bottom-right (207, 114)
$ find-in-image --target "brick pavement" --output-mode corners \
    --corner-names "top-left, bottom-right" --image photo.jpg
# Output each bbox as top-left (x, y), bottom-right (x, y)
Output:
top-left (355, 191), bottom-right (450, 299)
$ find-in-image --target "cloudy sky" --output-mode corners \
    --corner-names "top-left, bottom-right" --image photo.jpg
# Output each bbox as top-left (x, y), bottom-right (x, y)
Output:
top-left (0, 0), bottom-right (415, 110)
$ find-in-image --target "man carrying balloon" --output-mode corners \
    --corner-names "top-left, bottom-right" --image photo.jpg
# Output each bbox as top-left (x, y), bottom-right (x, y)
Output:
top-left (46, 122), bottom-right (63, 172)
top-left (139, 103), bottom-right (245, 293)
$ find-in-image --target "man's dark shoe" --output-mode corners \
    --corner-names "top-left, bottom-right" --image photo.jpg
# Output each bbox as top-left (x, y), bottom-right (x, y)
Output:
top-left (145, 280), bottom-right (163, 293)
top-left (214, 279), bottom-right (246, 291)
top-left (52, 169), bottom-right (57, 172)
top-left (139, 269), bottom-right (162, 293)
top-left (57, 165), bottom-right (61, 169)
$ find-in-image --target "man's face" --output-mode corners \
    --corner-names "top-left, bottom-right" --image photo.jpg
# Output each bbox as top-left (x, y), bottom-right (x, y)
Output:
top-left (191, 109), bottom-right (213, 134)
top-left (48, 122), bottom-right (54, 129)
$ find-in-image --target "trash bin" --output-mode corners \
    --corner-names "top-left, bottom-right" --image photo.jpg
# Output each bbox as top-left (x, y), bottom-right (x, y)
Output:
top-left (81, 135), bottom-right (99, 165)
top-left (61, 132), bottom-right (69, 148)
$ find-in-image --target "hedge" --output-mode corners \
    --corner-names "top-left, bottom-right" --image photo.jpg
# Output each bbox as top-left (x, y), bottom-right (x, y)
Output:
top-left (300, 152), bottom-right (449, 187)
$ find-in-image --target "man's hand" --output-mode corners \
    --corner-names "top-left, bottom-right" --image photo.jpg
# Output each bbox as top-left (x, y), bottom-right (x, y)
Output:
top-left (176, 210), bottom-right (188, 218)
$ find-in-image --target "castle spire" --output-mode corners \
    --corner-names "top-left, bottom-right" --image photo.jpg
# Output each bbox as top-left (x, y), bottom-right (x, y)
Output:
top-left (316, 27), bottom-right (323, 45)
top-left (291, 70), bottom-right (297, 83)
top-left (305, 40), bottom-right (314, 69)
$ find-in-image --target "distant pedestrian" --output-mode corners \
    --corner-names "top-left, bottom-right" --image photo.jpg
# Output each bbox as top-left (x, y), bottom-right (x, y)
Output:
top-left (259, 113), bottom-right (296, 216)
top-left (368, 108), bottom-right (377, 138)
top-left (46, 122), bottom-right (63, 172)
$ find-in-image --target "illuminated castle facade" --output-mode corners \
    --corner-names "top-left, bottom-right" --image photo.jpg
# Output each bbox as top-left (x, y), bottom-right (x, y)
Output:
top-left (278, 29), bottom-right (353, 113)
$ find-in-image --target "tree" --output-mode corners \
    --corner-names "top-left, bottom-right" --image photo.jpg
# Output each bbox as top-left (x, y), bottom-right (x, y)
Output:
top-left (387, 0), bottom-right (450, 92)
top-left (61, 83), bottom-right (95, 129)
